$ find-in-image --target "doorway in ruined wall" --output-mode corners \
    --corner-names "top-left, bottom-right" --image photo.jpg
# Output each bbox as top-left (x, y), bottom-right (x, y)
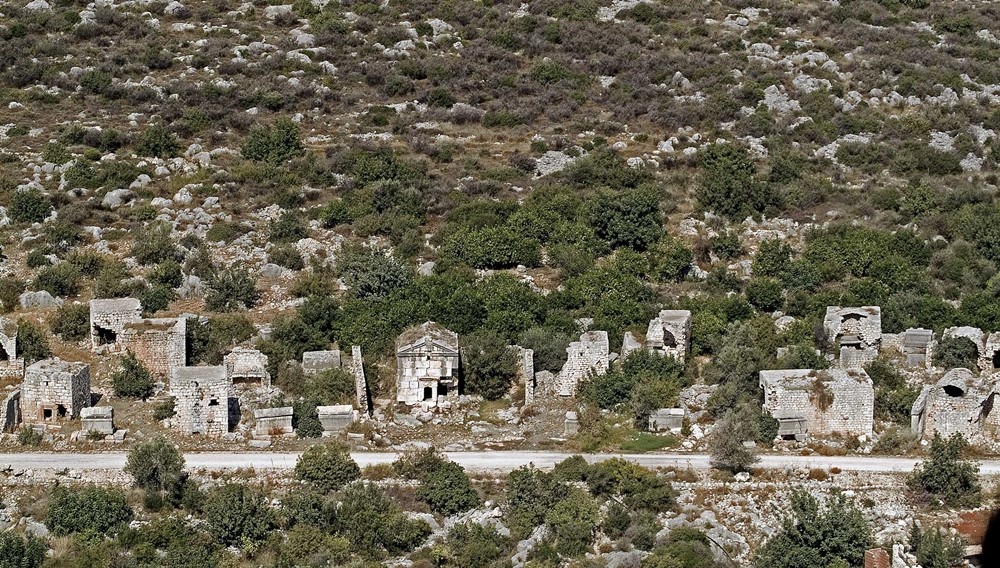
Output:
top-left (662, 331), bottom-right (677, 348)
top-left (95, 325), bottom-right (117, 346)
top-left (423, 386), bottom-right (434, 401)
top-left (992, 350), bottom-right (1000, 370)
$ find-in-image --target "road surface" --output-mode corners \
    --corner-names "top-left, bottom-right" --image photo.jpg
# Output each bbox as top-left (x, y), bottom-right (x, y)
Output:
top-left (1, 451), bottom-right (1000, 473)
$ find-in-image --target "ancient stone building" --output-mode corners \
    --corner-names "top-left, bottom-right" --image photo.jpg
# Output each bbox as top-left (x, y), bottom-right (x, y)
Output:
top-left (81, 406), bottom-right (114, 435)
top-left (0, 317), bottom-right (23, 381)
top-left (941, 327), bottom-right (1000, 373)
top-left (646, 310), bottom-right (692, 362)
top-left (0, 390), bottom-right (20, 432)
top-left (902, 328), bottom-right (934, 368)
top-left (89, 298), bottom-right (141, 350)
top-left (395, 322), bottom-right (459, 407)
top-left (512, 346), bottom-right (535, 404)
top-left (649, 408), bottom-right (684, 433)
top-left (302, 350), bottom-right (342, 374)
top-left (224, 347), bottom-right (270, 386)
top-left (317, 404), bottom-right (355, 433)
top-left (910, 368), bottom-right (999, 446)
top-left (759, 368), bottom-right (874, 438)
top-left (556, 331), bottom-right (609, 397)
top-left (21, 359), bottom-right (90, 423)
top-left (170, 366), bottom-right (231, 437)
top-left (118, 317), bottom-right (186, 376)
top-left (253, 406), bottom-right (292, 437)
top-left (302, 347), bottom-right (369, 414)
top-left (525, 370), bottom-right (556, 405)
top-left (823, 306), bottom-right (882, 368)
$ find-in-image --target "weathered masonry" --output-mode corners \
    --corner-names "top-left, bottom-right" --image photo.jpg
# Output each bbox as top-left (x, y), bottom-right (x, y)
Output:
top-left (89, 298), bottom-right (142, 350)
top-left (396, 322), bottom-right (460, 407)
top-left (911, 368), bottom-right (999, 447)
top-left (646, 310), bottom-right (692, 362)
top-left (760, 368), bottom-right (874, 438)
top-left (21, 359), bottom-right (90, 423)
top-left (169, 366), bottom-right (232, 437)
top-left (824, 306), bottom-right (882, 368)
top-left (0, 317), bottom-right (23, 381)
top-left (253, 406), bottom-right (292, 437)
top-left (224, 347), bottom-right (270, 386)
top-left (301, 347), bottom-right (369, 414)
top-left (555, 331), bottom-right (609, 397)
top-left (119, 317), bottom-right (186, 376)
top-left (941, 326), bottom-right (1000, 373)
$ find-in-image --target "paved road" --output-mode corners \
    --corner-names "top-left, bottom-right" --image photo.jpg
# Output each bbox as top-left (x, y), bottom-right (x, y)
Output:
top-left (2, 451), bottom-right (1000, 473)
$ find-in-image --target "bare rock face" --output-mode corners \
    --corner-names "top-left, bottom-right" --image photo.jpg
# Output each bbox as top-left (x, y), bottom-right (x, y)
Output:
top-left (24, 0), bottom-right (51, 11)
top-left (19, 291), bottom-right (61, 309)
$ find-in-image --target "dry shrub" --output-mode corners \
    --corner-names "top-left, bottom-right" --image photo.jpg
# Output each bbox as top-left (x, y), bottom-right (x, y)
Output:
top-left (806, 468), bottom-right (829, 481)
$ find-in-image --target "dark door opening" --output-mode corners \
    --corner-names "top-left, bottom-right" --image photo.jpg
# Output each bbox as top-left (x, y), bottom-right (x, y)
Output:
top-left (663, 331), bottom-right (677, 348)
top-left (43, 408), bottom-right (52, 420)
top-left (422, 387), bottom-right (433, 401)
top-left (993, 350), bottom-right (1000, 369)
top-left (95, 326), bottom-right (117, 345)
top-left (56, 405), bottom-right (67, 418)
top-left (439, 384), bottom-right (448, 398)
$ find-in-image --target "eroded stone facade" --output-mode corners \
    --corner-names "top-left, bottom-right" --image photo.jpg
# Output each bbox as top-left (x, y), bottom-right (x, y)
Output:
top-left (119, 317), bottom-right (186, 376)
top-left (301, 347), bottom-right (369, 413)
top-left (170, 366), bottom-right (231, 437)
top-left (318, 404), bottom-right (355, 433)
top-left (302, 350), bottom-right (342, 374)
top-left (396, 322), bottom-right (459, 407)
top-left (89, 298), bottom-right (141, 350)
top-left (911, 368), bottom-right (999, 447)
top-left (0, 317), bottom-right (23, 381)
top-left (941, 326), bottom-right (1000, 373)
top-left (224, 347), bottom-right (270, 386)
top-left (556, 331), bottom-right (609, 397)
top-left (81, 406), bottom-right (113, 435)
top-left (759, 368), bottom-right (874, 437)
top-left (253, 406), bottom-right (292, 437)
top-left (21, 359), bottom-right (90, 423)
top-left (646, 310), bottom-right (691, 362)
top-left (823, 306), bottom-right (882, 368)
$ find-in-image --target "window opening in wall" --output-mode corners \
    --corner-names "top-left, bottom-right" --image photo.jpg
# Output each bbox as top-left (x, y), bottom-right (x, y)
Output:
top-left (423, 387), bottom-right (433, 401)
top-left (943, 385), bottom-right (965, 397)
top-left (56, 404), bottom-right (67, 418)
top-left (208, 398), bottom-right (220, 406)
top-left (95, 326), bottom-right (117, 345)
top-left (439, 384), bottom-right (448, 398)
top-left (662, 331), bottom-right (677, 348)
top-left (43, 408), bottom-right (52, 420)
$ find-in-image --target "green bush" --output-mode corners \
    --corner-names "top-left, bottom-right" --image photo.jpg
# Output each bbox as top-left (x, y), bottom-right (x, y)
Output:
top-left (294, 442), bottom-right (360, 493)
top-left (293, 400), bottom-right (324, 438)
top-left (545, 487), bottom-right (598, 556)
top-left (269, 212), bottom-right (308, 243)
top-left (16, 320), bottom-right (51, 365)
top-left (9, 189), bottom-right (53, 223)
top-left (269, 243), bottom-right (305, 270)
top-left (131, 222), bottom-right (178, 265)
top-left (124, 436), bottom-right (185, 491)
top-left (136, 123), bottom-right (180, 158)
top-left (446, 522), bottom-right (509, 568)
top-left (697, 143), bottom-right (780, 220)
top-left (461, 331), bottom-right (517, 401)
top-left (32, 262), bottom-right (82, 298)
top-left (333, 482), bottom-right (431, 557)
top-left (111, 351), bottom-right (155, 399)
top-left (585, 186), bottom-right (663, 251)
top-left (17, 425), bottom-right (42, 447)
top-left (908, 433), bottom-right (981, 507)
top-left (394, 448), bottom-right (480, 515)
top-left (440, 226), bottom-right (541, 269)
top-left (753, 491), bottom-right (872, 568)
top-left (0, 531), bottom-right (45, 568)
top-left (50, 303), bottom-right (89, 340)
top-left (651, 236), bottom-right (693, 281)
top-left (46, 486), bottom-right (133, 536)
top-left (745, 277), bottom-right (784, 312)
top-left (931, 336), bottom-right (979, 370)
top-left (865, 358), bottom-right (920, 424)
top-left (338, 247), bottom-right (413, 299)
top-left (204, 483), bottom-right (275, 547)
top-left (139, 285), bottom-right (175, 315)
top-left (206, 266), bottom-right (260, 311)
top-left (909, 522), bottom-right (965, 568)
top-left (709, 410), bottom-right (758, 473)
top-left (149, 259), bottom-right (184, 288)
top-left (242, 118), bottom-right (304, 164)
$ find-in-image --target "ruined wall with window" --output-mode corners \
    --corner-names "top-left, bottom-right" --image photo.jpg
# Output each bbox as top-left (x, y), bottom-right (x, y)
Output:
top-left (21, 359), bottom-right (90, 423)
top-left (823, 306), bottom-right (881, 368)
top-left (89, 298), bottom-right (142, 351)
top-left (911, 368), bottom-right (1000, 448)
top-left (759, 368), bottom-right (874, 438)
top-left (119, 317), bottom-right (186, 376)
top-left (169, 366), bottom-right (231, 437)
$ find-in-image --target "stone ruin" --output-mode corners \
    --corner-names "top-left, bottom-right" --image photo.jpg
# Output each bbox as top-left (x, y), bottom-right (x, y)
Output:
top-left (0, 390), bottom-right (19, 432)
top-left (21, 358), bottom-right (90, 424)
top-left (395, 322), bottom-right (459, 408)
top-left (317, 404), bottom-right (356, 433)
top-left (252, 406), bottom-right (292, 438)
top-left (910, 368), bottom-right (999, 447)
top-left (0, 317), bottom-right (24, 381)
top-left (901, 328), bottom-right (934, 369)
top-left (649, 408), bottom-right (684, 434)
top-left (555, 331), bottom-right (609, 397)
top-left (564, 411), bottom-right (579, 436)
top-left (941, 326), bottom-right (1000, 373)
top-left (646, 310), bottom-right (692, 362)
top-left (224, 346), bottom-right (270, 386)
top-left (89, 298), bottom-right (185, 375)
top-left (823, 306), bottom-right (881, 368)
top-left (89, 298), bottom-right (142, 350)
top-left (119, 317), bottom-right (186, 376)
top-left (525, 370), bottom-right (556, 405)
top-left (301, 346), bottom-right (370, 414)
top-left (512, 346), bottom-right (535, 404)
top-left (759, 368), bottom-right (874, 439)
top-left (169, 366), bottom-right (232, 437)
top-left (81, 406), bottom-right (114, 435)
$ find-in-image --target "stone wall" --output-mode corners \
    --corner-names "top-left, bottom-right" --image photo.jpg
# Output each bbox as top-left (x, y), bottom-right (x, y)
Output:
top-left (942, 326), bottom-right (1000, 373)
top-left (526, 370), bottom-right (556, 405)
top-left (224, 347), bottom-right (270, 386)
top-left (760, 368), bottom-right (874, 437)
top-left (119, 318), bottom-right (186, 376)
top-left (911, 368), bottom-right (999, 447)
top-left (349, 345), bottom-right (368, 413)
top-left (81, 406), bottom-right (113, 435)
top-left (169, 366), bottom-right (231, 437)
top-left (556, 331), bottom-right (609, 397)
top-left (512, 346), bottom-right (534, 404)
top-left (396, 322), bottom-right (460, 407)
top-left (21, 359), bottom-right (90, 423)
top-left (89, 298), bottom-right (141, 350)
top-left (318, 404), bottom-right (355, 433)
top-left (0, 390), bottom-right (19, 432)
top-left (302, 350), bottom-right (341, 374)
top-left (646, 310), bottom-right (691, 362)
top-left (824, 306), bottom-right (881, 368)
top-left (253, 406), bottom-right (292, 437)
